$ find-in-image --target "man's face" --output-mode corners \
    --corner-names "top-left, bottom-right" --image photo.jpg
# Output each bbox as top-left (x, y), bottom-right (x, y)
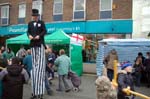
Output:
top-left (32, 16), bottom-right (38, 21)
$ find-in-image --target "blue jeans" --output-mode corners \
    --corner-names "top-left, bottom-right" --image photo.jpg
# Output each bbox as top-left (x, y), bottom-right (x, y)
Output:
top-left (45, 72), bottom-right (52, 93)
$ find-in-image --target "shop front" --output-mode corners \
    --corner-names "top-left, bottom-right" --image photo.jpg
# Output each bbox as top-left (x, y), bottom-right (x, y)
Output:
top-left (0, 19), bottom-right (133, 62)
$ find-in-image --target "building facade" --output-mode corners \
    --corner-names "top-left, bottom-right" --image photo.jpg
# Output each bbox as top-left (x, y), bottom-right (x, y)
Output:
top-left (132, 0), bottom-right (150, 38)
top-left (0, 0), bottom-right (132, 62)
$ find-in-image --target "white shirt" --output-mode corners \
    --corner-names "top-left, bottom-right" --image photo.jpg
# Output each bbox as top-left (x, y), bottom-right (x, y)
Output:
top-left (33, 22), bottom-right (37, 27)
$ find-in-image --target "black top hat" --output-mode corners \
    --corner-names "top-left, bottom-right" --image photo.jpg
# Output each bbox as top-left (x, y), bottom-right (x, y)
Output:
top-left (32, 9), bottom-right (39, 16)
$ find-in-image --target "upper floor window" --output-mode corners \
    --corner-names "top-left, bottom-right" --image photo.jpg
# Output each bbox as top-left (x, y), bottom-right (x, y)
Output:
top-left (100, 0), bottom-right (112, 19)
top-left (32, 0), bottom-right (43, 19)
top-left (1, 5), bottom-right (9, 25)
top-left (73, 0), bottom-right (86, 20)
top-left (18, 3), bottom-right (26, 24)
top-left (53, 0), bottom-right (63, 21)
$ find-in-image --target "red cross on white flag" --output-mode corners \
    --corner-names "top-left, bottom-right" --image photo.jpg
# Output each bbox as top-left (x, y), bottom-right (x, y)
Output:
top-left (71, 33), bottom-right (85, 45)
top-left (72, 33), bottom-right (85, 41)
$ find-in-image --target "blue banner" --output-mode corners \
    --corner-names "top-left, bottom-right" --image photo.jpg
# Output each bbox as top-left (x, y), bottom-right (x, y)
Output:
top-left (0, 19), bottom-right (132, 35)
top-left (0, 24), bottom-right (27, 35)
top-left (86, 20), bottom-right (132, 34)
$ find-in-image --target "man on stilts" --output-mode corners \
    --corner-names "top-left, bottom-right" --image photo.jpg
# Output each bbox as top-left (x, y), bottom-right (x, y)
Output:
top-left (27, 9), bottom-right (47, 99)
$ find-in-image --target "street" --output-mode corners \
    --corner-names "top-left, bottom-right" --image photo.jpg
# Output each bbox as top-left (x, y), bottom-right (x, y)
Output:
top-left (23, 75), bottom-right (150, 99)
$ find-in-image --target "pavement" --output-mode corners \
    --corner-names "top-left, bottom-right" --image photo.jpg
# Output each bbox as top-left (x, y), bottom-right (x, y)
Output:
top-left (23, 74), bottom-right (150, 99)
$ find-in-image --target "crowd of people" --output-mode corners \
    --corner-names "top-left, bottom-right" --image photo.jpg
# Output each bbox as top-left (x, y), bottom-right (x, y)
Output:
top-left (0, 45), bottom-right (79, 99)
top-left (101, 49), bottom-right (150, 99)
top-left (0, 8), bottom-right (150, 99)
top-left (0, 9), bottom-right (81, 99)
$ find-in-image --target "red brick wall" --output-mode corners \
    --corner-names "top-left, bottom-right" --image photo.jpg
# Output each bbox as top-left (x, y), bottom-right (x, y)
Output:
top-left (26, 0), bottom-right (32, 23)
top-left (43, 0), bottom-right (53, 22)
top-left (9, 0), bottom-right (18, 25)
top-left (63, 0), bottom-right (73, 21)
top-left (0, 0), bottom-right (132, 26)
top-left (86, 0), bottom-right (99, 20)
top-left (112, 0), bottom-right (132, 19)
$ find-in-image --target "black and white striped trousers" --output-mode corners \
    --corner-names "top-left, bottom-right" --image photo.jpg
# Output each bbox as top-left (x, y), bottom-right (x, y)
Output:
top-left (31, 44), bottom-right (45, 95)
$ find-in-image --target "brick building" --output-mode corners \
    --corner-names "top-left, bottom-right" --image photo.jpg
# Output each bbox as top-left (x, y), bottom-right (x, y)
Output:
top-left (0, 0), bottom-right (132, 62)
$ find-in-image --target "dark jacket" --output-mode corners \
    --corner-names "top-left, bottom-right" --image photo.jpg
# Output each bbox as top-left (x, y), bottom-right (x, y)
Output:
top-left (117, 70), bottom-right (134, 96)
top-left (143, 58), bottom-right (150, 72)
top-left (23, 54), bottom-right (32, 75)
top-left (47, 53), bottom-right (56, 64)
top-left (27, 20), bottom-right (47, 47)
top-left (133, 63), bottom-right (143, 73)
top-left (0, 65), bottom-right (29, 99)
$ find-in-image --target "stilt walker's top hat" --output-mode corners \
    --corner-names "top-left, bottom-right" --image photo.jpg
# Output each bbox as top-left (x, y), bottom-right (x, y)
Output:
top-left (32, 9), bottom-right (39, 16)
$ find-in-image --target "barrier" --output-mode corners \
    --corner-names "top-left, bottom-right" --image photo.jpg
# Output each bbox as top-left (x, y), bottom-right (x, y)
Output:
top-left (112, 60), bottom-right (118, 87)
top-left (123, 87), bottom-right (150, 99)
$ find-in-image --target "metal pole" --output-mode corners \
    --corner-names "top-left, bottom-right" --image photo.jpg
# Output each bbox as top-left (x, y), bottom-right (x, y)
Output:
top-left (112, 60), bottom-right (118, 87)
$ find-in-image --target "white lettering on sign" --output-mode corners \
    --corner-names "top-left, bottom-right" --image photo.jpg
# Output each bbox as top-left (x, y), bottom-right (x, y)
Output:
top-left (9, 27), bottom-right (27, 33)
top-left (47, 26), bottom-right (81, 33)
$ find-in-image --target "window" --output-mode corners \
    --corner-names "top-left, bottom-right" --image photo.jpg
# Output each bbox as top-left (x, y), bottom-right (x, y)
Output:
top-left (32, 0), bottom-right (43, 19)
top-left (73, 0), bottom-right (86, 20)
top-left (100, 0), bottom-right (112, 19)
top-left (53, 0), bottom-right (63, 21)
top-left (1, 5), bottom-right (9, 25)
top-left (18, 4), bottom-right (26, 24)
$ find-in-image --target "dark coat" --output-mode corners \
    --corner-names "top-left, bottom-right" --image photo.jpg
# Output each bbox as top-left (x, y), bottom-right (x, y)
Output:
top-left (117, 70), bottom-right (134, 97)
top-left (27, 20), bottom-right (47, 47)
top-left (2, 65), bottom-right (25, 99)
top-left (47, 53), bottom-right (56, 64)
top-left (133, 63), bottom-right (143, 73)
top-left (143, 58), bottom-right (150, 72)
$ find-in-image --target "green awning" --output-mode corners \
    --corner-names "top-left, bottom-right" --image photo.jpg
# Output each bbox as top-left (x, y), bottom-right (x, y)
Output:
top-left (6, 30), bottom-right (70, 45)
top-left (45, 29), bottom-right (70, 44)
top-left (6, 33), bottom-right (30, 44)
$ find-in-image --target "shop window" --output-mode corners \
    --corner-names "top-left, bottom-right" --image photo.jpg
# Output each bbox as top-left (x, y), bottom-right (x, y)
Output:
top-left (73, 0), bottom-right (85, 20)
top-left (53, 0), bottom-right (63, 21)
top-left (32, 0), bottom-right (43, 20)
top-left (18, 3), bottom-right (26, 24)
top-left (82, 34), bottom-right (98, 63)
top-left (1, 5), bottom-right (9, 25)
top-left (100, 0), bottom-right (112, 19)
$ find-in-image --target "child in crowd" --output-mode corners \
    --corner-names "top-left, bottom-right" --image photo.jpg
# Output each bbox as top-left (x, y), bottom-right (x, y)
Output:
top-left (0, 57), bottom-right (29, 99)
top-left (117, 62), bottom-right (135, 99)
